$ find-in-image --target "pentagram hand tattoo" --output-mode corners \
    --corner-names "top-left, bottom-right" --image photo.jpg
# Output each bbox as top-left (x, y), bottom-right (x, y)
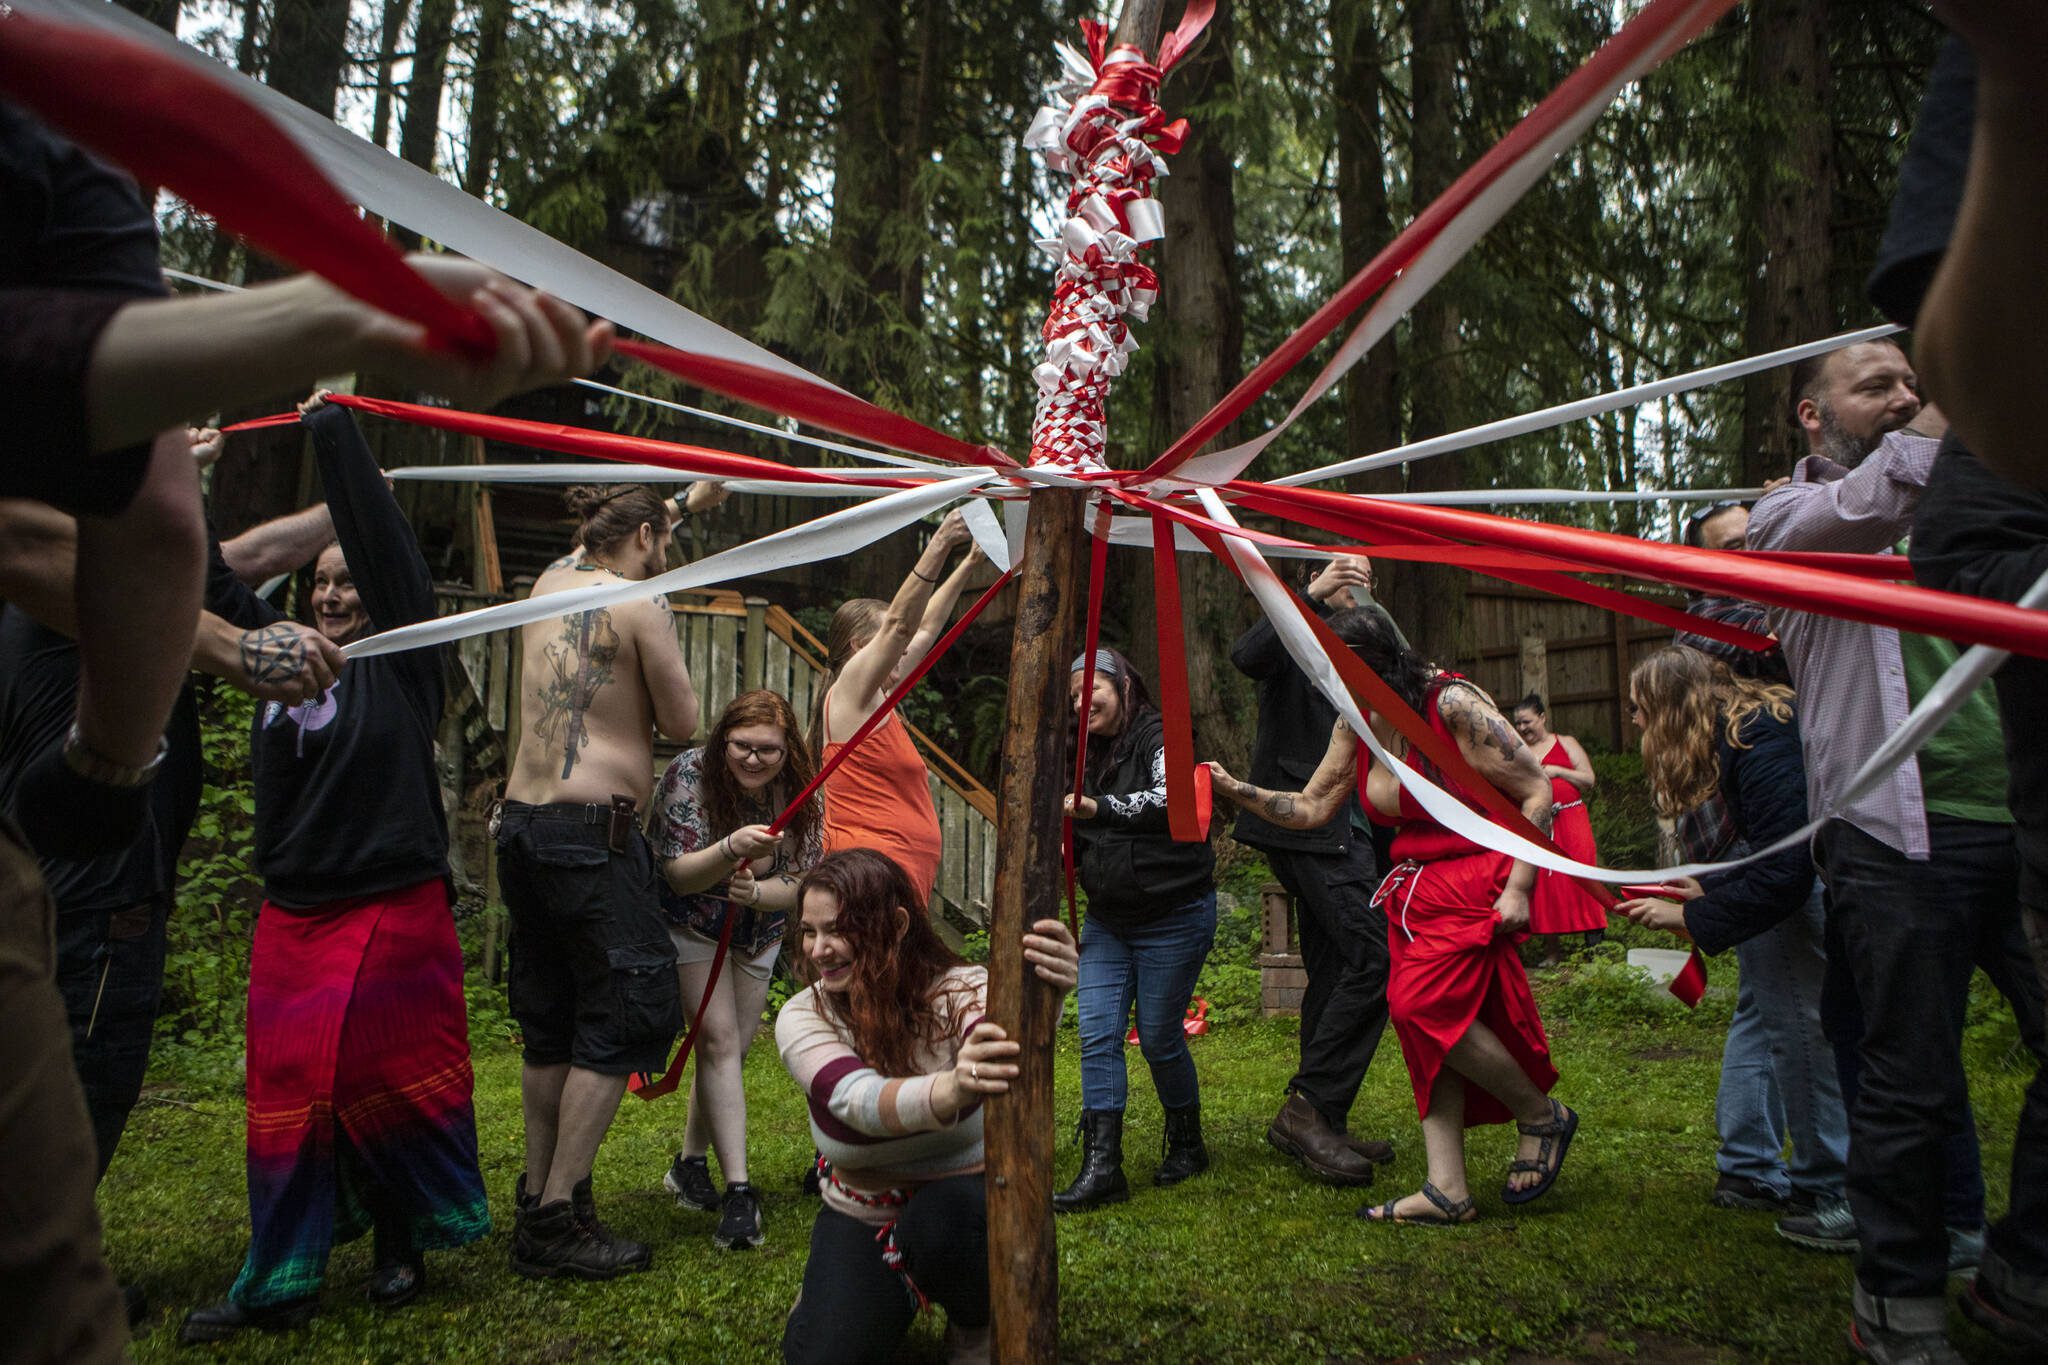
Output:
top-left (240, 624), bottom-right (309, 684)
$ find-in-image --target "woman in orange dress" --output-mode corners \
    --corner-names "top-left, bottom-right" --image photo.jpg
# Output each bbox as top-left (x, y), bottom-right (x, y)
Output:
top-left (1209, 608), bottom-right (1578, 1225)
top-left (809, 509), bottom-right (981, 905)
top-left (1509, 695), bottom-right (1608, 946)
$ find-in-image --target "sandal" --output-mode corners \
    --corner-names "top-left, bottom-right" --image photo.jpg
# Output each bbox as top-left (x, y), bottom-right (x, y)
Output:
top-left (1357, 1180), bottom-right (1477, 1226)
top-left (1502, 1098), bottom-right (1578, 1206)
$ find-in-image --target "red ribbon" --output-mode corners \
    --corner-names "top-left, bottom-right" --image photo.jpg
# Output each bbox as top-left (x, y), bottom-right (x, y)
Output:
top-left (1064, 504), bottom-right (1114, 932)
top-left (1150, 511), bottom-right (1204, 842)
top-left (1141, 0), bottom-right (1737, 479)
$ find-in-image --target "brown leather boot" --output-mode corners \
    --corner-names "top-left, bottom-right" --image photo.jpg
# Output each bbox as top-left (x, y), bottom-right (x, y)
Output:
top-left (1267, 1093), bottom-right (1375, 1186)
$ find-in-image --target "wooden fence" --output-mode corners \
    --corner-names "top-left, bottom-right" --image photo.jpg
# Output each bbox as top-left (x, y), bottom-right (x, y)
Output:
top-left (1458, 582), bottom-right (1682, 752)
top-left (438, 584), bottom-right (1000, 955)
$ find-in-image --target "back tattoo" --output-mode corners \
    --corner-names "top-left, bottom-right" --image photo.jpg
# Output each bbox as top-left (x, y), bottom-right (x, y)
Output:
top-left (535, 608), bottom-right (620, 779)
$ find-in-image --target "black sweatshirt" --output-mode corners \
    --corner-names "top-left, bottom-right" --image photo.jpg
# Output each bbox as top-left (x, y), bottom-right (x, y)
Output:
top-left (1680, 709), bottom-right (1818, 958)
top-left (249, 406), bottom-right (448, 908)
top-left (1074, 708), bottom-right (1215, 931)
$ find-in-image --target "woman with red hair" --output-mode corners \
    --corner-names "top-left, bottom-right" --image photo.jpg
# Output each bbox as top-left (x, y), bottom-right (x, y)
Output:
top-left (776, 850), bottom-right (1077, 1364)
top-left (648, 689), bottom-right (824, 1250)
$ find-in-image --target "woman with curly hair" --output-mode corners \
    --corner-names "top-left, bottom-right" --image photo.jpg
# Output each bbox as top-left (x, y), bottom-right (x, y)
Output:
top-left (1208, 608), bottom-right (1575, 1226)
top-left (1614, 646), bottom-right (1847, 1232)
top-left (648, 689), bottom-right (825, 1250)
top-left (776, 849), bottom-right (1078, 1364)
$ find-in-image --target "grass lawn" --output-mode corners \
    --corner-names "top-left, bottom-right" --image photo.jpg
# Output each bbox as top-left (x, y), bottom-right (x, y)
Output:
top-left (103, 940), bottom-right (2034, 1365)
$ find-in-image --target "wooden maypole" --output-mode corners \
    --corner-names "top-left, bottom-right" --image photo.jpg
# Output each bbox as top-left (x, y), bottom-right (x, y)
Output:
top-left (984, 1), bottom-right (1167, 1360)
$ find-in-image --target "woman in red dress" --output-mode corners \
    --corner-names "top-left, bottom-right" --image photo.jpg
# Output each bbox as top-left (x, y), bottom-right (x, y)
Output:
top-left (1209, 608), bottom-right (1579, 1225)
top-left (1509, 695), bottom-right (1608, 946)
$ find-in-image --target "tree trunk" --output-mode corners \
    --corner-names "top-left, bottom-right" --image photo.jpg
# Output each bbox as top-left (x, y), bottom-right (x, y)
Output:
top-left (1143, 0), bottom-right (1251, 774)
top-left (1739, 0), bottom-right (1832, 486)
top-left (1333, 0), bottom-right (1401, 497)
top-left (399, 0), bottom-right (458, 175)
top-left (1391, 0), bottom-right (1470, 668)
top-left (370, 0), bottom-right (413, 152)
top-left (265, 0), bottom-right (354, 118)
top-left (234, 0), bottom-right (266, 76)
top-left (463, 0), bottom-right (514, 198)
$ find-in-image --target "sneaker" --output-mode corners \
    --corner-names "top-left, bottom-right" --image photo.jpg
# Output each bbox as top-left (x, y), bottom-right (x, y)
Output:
top-left (1850, 1286), bottom-right (1963, 1364)
top-left (1960, 1272), bottom-right (2048, 1354)
top-left (1778, 1196), bottom-right (1858, 1253)
top-left (664, 1154), bottom-right (719, 1212)
top-left (1711, 1174), bottom-right (1789, 1212)
top-left (510, 1199), bottom-right (652, 1280)
top-left (1945, 1225), bottom-right (1985, 1277)
top-left (714, 1183), bottom-right (764, 1250)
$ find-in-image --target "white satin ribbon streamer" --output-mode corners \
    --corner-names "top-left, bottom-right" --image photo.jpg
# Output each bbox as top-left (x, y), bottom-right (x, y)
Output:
top-left (344, 473), bottom-right (993, 658)
top-left (1192, 489), bottom-right (2046, 883)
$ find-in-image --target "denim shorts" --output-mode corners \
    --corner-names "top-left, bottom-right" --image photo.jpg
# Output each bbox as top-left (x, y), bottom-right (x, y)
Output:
top-left (496, 801), bottom-right (682, 1075)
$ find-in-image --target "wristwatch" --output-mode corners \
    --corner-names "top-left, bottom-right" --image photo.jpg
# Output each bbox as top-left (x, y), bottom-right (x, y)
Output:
top-left (61, 723), bottom-right (169, 789)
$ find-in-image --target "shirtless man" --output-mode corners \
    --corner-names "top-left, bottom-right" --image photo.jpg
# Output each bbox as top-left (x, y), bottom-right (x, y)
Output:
top-left (497, 483), bottom-right (701, 1280)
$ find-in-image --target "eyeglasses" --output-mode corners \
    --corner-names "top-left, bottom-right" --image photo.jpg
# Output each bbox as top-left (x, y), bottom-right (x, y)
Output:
top-left (1681, 499), bottom-right (1747, 547)
top-left (727, 739), bottom-right (786, 765)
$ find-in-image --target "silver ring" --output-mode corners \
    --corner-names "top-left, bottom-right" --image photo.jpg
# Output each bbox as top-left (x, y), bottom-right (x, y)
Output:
top-left (971, 1063), bottom-right (979, 1080)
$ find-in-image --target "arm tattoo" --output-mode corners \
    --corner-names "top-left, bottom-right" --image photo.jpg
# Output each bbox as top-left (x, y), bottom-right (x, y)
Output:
top-left (534, 608), bottom-right (620, 779)
top-left (1262, 792), bottom-right (1297, 820)
top-left (1440, 682), bottom-right (1521, 762)
top-left (239, 624), bottom-right (307, 684)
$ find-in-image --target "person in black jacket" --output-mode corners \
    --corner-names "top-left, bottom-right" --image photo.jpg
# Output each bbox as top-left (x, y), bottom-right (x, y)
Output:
top-left (181, 395), bottom-right (490, 1343)
top-left (1053, 649), bottom-right (1217, 1211)
top-left (1613, 647), bottom-right (1849, 1243)
top-left (1229, 554), bottom-right (1394, 1186)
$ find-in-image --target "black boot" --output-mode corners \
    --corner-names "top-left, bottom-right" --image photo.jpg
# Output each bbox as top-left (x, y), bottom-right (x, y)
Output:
top-left (509, 1199), bottom-right (652, 1280)
top-left (179, 1297), bottom-right (315, 1344)
top-left (367, 1188), bottom-right (424, 1309)
top-left (1052, 1110), bottom-right (1129, 1213)
top-left (1155, 1100), bottom-right (1209, 1187)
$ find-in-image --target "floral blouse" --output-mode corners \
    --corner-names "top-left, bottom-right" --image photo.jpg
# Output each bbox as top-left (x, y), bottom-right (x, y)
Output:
top-left (647, 746), bottom-right (827, 957)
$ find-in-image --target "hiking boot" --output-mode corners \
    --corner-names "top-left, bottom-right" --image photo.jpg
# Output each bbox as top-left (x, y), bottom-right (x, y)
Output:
top-left (368, 1204), bottom-right (424, 1309)
top-left (514, 1172), bottom-right (539, 1214)
top-left (1711, 1174), bottom-right (1789, 1212)
top-left (1849, 1285), bottom-right (1963, 1364)
top-left (664, 1154), bottom-right (719, 1212)
top-left (1267, 1093), bottom-right (1374, 1186)
top-left (1155, 1099), bottom-right (1209, 1187)
top-left (1778, 1195), bottom-right (1858, 1252)
top-left (1338, 1130), bottom-right (1396, 1165)
top-left (1960, 1267), bottom-right (2048, 1354)
top-left (179, 1298), bottom-right (315, 1344)
top-left (1052, 1110), bottom-right (1129, 1213)
top-left (510, 1199), bottom-right (652, 1280)
top-left (714, 1183), bottom-right (764, 1250)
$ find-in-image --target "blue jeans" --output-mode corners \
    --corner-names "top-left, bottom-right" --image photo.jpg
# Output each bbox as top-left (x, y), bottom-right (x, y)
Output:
top-left (1715, 886), bottom-right (1849, 1202)
top-left (1076, 894), bottom-right (1217, 1112)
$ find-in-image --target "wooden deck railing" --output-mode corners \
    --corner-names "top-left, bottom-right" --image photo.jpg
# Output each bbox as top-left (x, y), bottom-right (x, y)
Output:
top-left (436, 584), bottom-right (999, 937)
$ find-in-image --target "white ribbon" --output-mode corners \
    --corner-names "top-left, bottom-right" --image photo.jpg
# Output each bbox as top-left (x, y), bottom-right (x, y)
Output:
top-left (1192, 489), bottom-right (2047, 883)
top-left (344, 472), bottom-right (993, 658)
top-left (1274, 325), bottom-right (1905, 487)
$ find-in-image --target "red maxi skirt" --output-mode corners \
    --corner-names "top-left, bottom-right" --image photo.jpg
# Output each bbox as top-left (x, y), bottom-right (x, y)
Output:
top-left (1527, 796), bottom-right (1608, 935)
top-left (1374, 851), bottom-right (1558, 1126)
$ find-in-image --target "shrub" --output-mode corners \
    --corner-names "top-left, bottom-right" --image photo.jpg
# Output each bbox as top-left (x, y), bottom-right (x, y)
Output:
top-left (159, 687), bottom-right (261, 1060)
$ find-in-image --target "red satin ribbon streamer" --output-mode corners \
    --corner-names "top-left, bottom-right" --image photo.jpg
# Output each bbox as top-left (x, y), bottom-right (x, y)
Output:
top-left (633, 567), bottom-right (1015, 1100)
top-left (1141, 0), bottom-right (1737, 479)
top-left (222, 412), bottom-right (307, 434)
top-left (263, 393), bottom-right (919, 490)
top-left (612, 341), bottom-right (1014, 473)
top-left (1150, 511), bottom-right (1204, 842)
top-left (0, 6), bottom-right (493, 360)
top-left (1669, 949), bottom-right (1708, 1007)
top-left (1064, 504), bottom-right (1115, 932)
top-left (627, 909), bottom-right (736, 1101)
top-left (1235, 481), bottom-right (2048, 661)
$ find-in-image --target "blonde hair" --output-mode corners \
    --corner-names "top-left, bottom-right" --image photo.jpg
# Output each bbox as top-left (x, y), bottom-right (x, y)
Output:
top-left (1631, 646), bottom-right (1795, 816)
top-left (808, 598), bottom-right (886, 752)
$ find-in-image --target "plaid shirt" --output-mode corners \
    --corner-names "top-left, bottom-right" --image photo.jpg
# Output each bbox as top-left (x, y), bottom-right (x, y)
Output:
top-left (1745, 430), bottom-right (1942, 859)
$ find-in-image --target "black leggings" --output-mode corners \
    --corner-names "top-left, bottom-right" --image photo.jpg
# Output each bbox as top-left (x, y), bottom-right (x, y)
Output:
top-left (782, 1174), bottom-right (988, 1365)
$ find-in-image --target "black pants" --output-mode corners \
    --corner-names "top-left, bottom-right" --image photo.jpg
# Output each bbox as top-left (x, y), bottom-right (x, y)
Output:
top-left (54, 897), bottom-right (169, 1181)
top-left (1268, 840), bottom-right (1389, 1129)
top-left (1818, 815), bottom-right (2043, 1300)
top-left (783, 1175), bottom-right (987, 1365)
top-left (1987, 904), bottom-right (2048, 1299)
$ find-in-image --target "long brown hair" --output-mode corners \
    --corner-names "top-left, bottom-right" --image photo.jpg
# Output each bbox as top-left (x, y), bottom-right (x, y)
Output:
top-left (794, 850), bottom-right (968, 1077)
top-left (701, 690), bottom-right (820, 856)
top-left (564, 484), bottom-right (668, 554)
top-left (1632, 646), bottom-right (1796, 816)
top-left (808, 597), bottom-right (886, 752)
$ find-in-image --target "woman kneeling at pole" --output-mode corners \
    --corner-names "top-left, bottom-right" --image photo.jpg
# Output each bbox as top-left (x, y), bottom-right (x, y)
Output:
top-left (1055, 648), bottom-right (1218, 1210)
top-left (649, 689), bottom-right (825, 1250)
top-left (1208, 608), bottom-right (1578, 1225)
top-left (776, 850), bottom-right (1078, 1364)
